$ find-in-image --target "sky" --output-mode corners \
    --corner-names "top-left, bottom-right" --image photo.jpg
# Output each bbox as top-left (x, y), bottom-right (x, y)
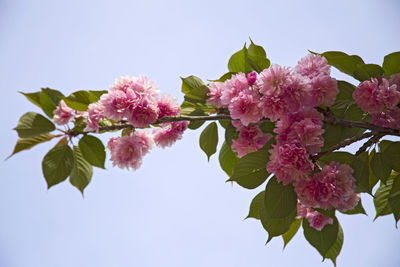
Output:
top-left (0, 0), bottom-right (399, 267)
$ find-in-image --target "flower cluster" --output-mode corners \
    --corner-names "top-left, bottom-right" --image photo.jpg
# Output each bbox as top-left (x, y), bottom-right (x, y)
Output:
top-left (207, 54), bottom-right (359, 230)
top-left (297, 201), bottom-right (333, 231)
top-left (52, 100), bottom-right (75, 125)
top-left (353, 73), bottom-right (400, 129)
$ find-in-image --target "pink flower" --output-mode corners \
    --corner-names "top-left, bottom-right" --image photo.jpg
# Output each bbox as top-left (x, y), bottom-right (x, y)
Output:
top-left (306, 209), bottom-right (334, 231)
top-left (107, 137), bottom-right (119, 151)
top-left (296, 201), bottom-right (308, 219)
top-left (231, 124), bottom-right (270, 158)
top-left (153, 121), bottom-right (189, 148)
top-left (100, 90), bottom-right (134, 121)
top-left (157, 94), bottom-right (180, 119)
top-left (389, 73), bottom-right (400, 88)
top-left (53, 100), bottom-right (74, 125)
top-left (127, 100), bottom-right (159, 128)
top-left (295, 54), bottom-right (330, 79)
top-left (267, 143), bottom-right (314, 185)
top-left (84, 102), bottom-right (105, 132)
top-left (109, 130), bottom-right (153, 170)
top-left (229, 90), bottom-right (262, 126)
top-left (257, 64), bottom-right (292, 96)
top-left (207, 82), bottom-right (225, 108)
top-left (111, 75), bottom-right (159, 102)
top-left (295, 162), bottom-right (358, 212)
top-left (371, 108), bottom-right (400, 129)
top-left (247, 71), bottom-right (257, 86)
top-left (220, 73), bottom-right (249, 106)
top-left (259, 95), bottom-right (287, 121)
top-left (308, 75), bottom-right (338, 107)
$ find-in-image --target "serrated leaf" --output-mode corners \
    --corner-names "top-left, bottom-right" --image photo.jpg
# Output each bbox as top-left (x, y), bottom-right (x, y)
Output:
top-left (8, 133), bottom-right (55, 159)
top-left (39, 88), bottom-right (65, 118)
top-left (353, 64), bottom-right (385, 81)
top-left (374, 176), bottom-right (396, 220)
top-left (351, 152), bottom-right (370, 193)
top-left (246, 190), bottom-right (265, 220)
top-left (228, 44), bottom-right (252, 73)
top-left (341, 198), bottom-right (367, 215)
top-left (215, 72), bottom-right (235, 82)
top-left (381, 141), bottom-right (400, 172)
top-left (199, 122), bottom-right (218, 161)
top-left (218, 141), bottom-right (238, 177)
top-left (383, 51), bottom-right (400, 78)
top-left (229, 149), bottom-right (269, 189)
top-left (64, 90), bottom-right (99, 111)
top-left (368, 149), bottom-right (379, 192)
top-left (247, 39), bottom-right (270, 72)
top-left (224, 122), bottom-right (238, 147)
top-left (371, 152), bottom-right (392, 183)
top-left (320, 51), bottom-right (365, 77)
top-left (388, 176), bottom-right (400, 224)
top-left (181, 76), bottom-right (209, 104)
top-left (261, 207), bottom-right (296, 243)
top-left (88, 90), bottom-right (108, 100)
top-left (303, 216), bottom-right (339, 259)
top-left (332, 81), bottom-right (356, 109)
top-left (19, 91), bottom-right (42, 108)
top-left (78, 135), bottom-right (106, 169)
top-left (70, 146), bottom-right (93, 194)
top-left (282, 219), bottom-right (301, 248)
top-left (318, 151), bottom-right (355, 166)
top-left (325, 222), bottom-right (343, 266)
top-left (14, 112), bottom-right (56, 138)
top-left (42, 143), bottom-right (74, 188)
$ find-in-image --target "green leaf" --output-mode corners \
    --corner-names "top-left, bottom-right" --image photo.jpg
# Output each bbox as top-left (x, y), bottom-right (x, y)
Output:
top-left (258, 121), bottom-right (275, 135)
top-left (42, 143), bottom-right (74, 188)
top-left (181, 76), bottom-right (209, 104)
top-left (371, 152), bottom-right (392, 183)
top-left (39, 88), bottom-right (65, 118)
top-left (229, 148), bottom-right (269, 189)
top-left (215, 72), bottom-right (235, 82)
top-left (70, 146), bottom-right (93, 194)
top-left (382, 51), bottom-right (400, 78)
top-left (247, 39), bottom-right (270, 72)
top-left (264, 176), bottom-right (297, 219)
top-left (320, 51), bottom-right (365, 77)
top-left (318, 151), bottom-right (355, 166)
top-left (368, 149), bottom-right (379, 192)
top-left (325, 222), bottom-right (344, 266)
top-left (381, 141), bottom-right (400, 172)
top-left (388, 176), bottom-right (400, 225)
top-left (19, 91), bottom-right (42, 108)
top-left (14, 112), bottom-right (56, 138)
top-left (332, 81), bottom-right (356, 109)
top-left (88, 90), bottom-right (108, 100)
top-left (353, 64), bottom-right (384, 81)
top-left (246, 190), bottom-right (265, 220)
top-left (351, 152), bottom-right (370, 193)
top-left (64, 90), bottom-right (99, 111)
top-left (303, 216), bottom-right (339, 259)
top-left (228, 44), bottom-right (252, 73)
top-left (341, 198), bottom-right (367, 215)
top-left (282, 219), bottom-right (301, 248)
top-left (199, 122), bottom-right (218, 161)
top-left (313, 208), bottom-right (336, 219)
top-left (78, 135), bottom-right (106, 169)
top-left (261, 207), bottom-right (296, 242)
top-left (7, 133), bottom-right (55, 159)
top-left (218, 141), bottom-right (238, 177)
top-left (374, 176), bottom-right (397, 220)
top-left (224, 122), bottom-right (239, 147)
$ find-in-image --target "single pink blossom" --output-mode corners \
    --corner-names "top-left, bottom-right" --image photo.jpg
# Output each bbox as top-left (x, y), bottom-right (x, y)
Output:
top-left (100, 90), bottom-right (133, 121)
top-left (247, 71), bottom-right (257, 86)
top-left (84, 102), bottom-right (105, 132)
top-left (267, 143), bottom-right (314, 185)
top-left (127, 100), bottom-right (159, 128)
top-left (229, 90), bottom-right (262, 126)
top-left (306, 209), bottom-right (334, 231)
top-left (371, 108), bottom-right (400, 129)
top-left (53, 100), bottom-right (74, 125)
top-left (257, 64), bottom-right (292, 96)
top-left (220, 73), bottom-right (249, 106)
top-left (153, 121), bottom-right (189, 148)
top-left (231, 124), bottom-right (270, 158)
top-left (107, 137), bottom-right (119, 151)
top-left (295, 54), bottom-right (330, 79)
top-left (207, 82), bottom-right (226, 108)
top-left (157, 94), bottom-right (180, 119)
top-left (296, 201), bottom-right (308, 219)
top-left (308, 75), bottom-right (338, 107)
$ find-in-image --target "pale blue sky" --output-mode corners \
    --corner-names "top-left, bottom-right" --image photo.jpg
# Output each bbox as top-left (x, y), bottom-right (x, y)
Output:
top-left (0, 1), bottom-right (399, 267)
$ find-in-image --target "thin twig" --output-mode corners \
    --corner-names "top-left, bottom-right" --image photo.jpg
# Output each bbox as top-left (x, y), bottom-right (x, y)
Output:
top-left (355, 133), bottom-right (385, 156)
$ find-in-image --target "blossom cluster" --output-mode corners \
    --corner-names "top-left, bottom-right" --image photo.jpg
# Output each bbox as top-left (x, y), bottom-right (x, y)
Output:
top-left (207, 54), bottom-right (359, 230)
top-left (353, 74), bottom-right (400, 129)
top-left (52, 75), bottom-right (188, 170)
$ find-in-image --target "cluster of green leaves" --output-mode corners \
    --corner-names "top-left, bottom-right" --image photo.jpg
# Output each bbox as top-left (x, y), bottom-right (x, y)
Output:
top-left (10, 88), bottom-right (107, 194)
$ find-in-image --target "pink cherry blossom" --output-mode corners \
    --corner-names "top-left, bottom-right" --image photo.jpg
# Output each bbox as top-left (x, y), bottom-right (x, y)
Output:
top-left (257, 64), bottom-right (292, 96)
top-left (294, 54), bottom-right (330, 79)
top-left (207, 82), bottom-right (225, 108)
top-left (267, 143), bottom-right (314, 185)
top-left (231, 124), bottom-right (270, 158)
top-left (247, 71), bottom-right (257, 86)
top-left (220, 73), bottom-right (249, 106)
top-left (109, 130), bottom-right (153, 170)
top-left (84, 102), bottom-right (105, 132)
top-left (229, 90), bottom-right (262, 126)
top-left (371, 108), bottom-right (400, 129)
top-left (127, 100), bottom-right (159, 128)
top-left (53, 100), bottom-right (74, 125)
top-left (99, 90), bottom-right (132, 121)
top-left (308, 75), bottom-right (338, 107)
top-left (306, 209), bottom-right (334, 231)
top-left (153, 121), bottom-right (189, 148)
top-left (157, 94), bottom-right (180, 119)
